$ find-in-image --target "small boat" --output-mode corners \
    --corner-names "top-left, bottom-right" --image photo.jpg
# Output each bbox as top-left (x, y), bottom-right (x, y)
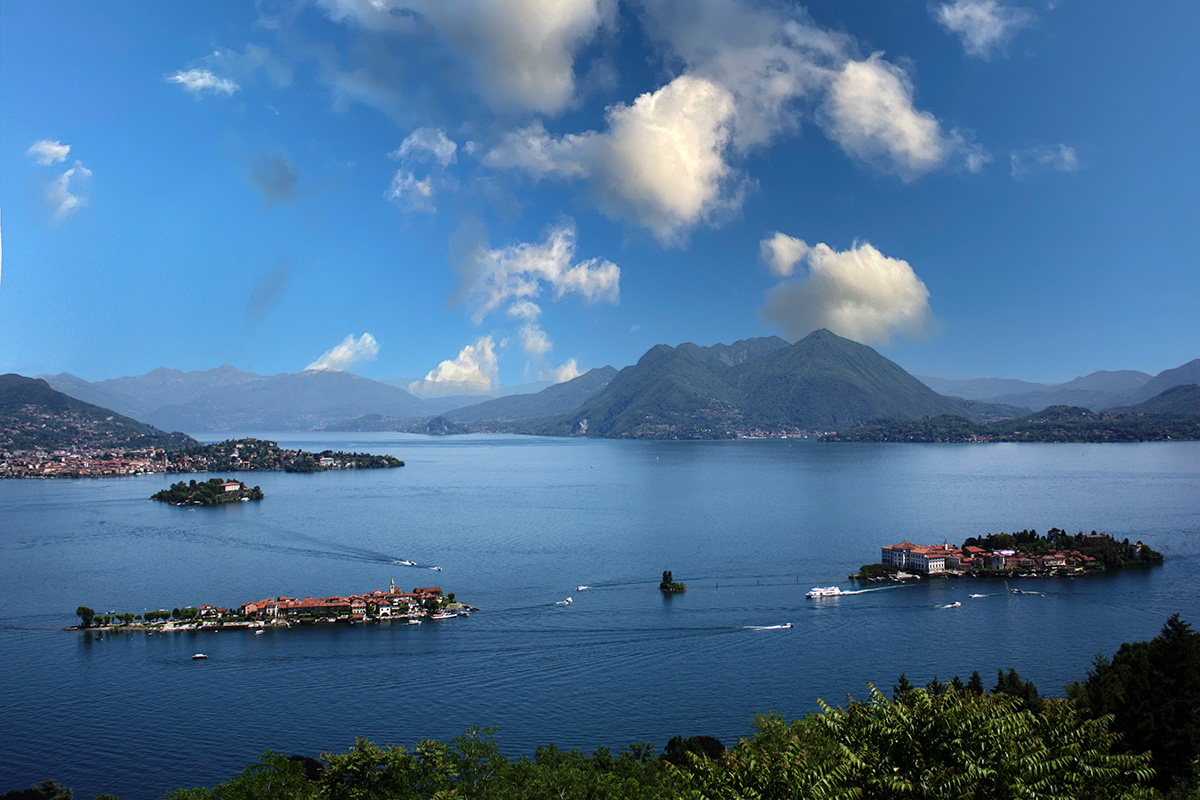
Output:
top-left (254, 630), bottom-right (264, 635)
top-left (430, 611), bottom-right (455, 620)
top-left (407, 619), bottom-right (421, 625)
top-left (393, 559), bottom-right (416, 566)
top-left (943, 601), bottom-right (962, 608)
top-left (807, 586), bottom-right (844, 598)
top-left (430, 566), bottom-right (442, 571)
top-left (576, 586), bottom-right (590, 592)
top-left (191, 653), bottom-right (208, 660)
top-left (1011, 588), bottom-right (1024, 594)
top-left (969, 594), bottom-right (986, 598)
top-left (457, 610), bottom-right (470, 617)
top-left (556, 597), bottom-right (573, 605)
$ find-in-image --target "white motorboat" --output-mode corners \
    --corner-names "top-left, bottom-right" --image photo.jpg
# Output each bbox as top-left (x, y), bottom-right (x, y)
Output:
top-left (806, 586), bottom-right (844, 598)
top-left (576, 586), bottom-right (590, 591)
top-left (407, 619), bottom-right (421, 625)
top-left (191, 653), bottom-right (208, 660)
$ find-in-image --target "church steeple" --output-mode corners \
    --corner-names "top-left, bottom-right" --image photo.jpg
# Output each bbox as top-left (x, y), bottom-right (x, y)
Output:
top-left (389, 577), bottom-right (395, 594)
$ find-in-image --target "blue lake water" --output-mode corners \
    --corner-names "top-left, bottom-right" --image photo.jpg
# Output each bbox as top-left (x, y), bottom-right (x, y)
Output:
top-left (2, 435), bottom-right (1198, 799)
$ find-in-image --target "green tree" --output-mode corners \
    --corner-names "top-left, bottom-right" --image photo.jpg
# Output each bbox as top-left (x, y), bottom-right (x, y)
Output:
top-left (75, 606), bottom-right (94, 629)
top-left (1068, 614), bottom-right (1200, 794)
top-left (678, 687), bottom-right (1154, 800)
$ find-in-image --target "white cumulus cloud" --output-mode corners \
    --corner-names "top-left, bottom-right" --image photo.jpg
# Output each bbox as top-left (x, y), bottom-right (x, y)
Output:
top-left (549, 358), bottom-right (581, 383)
top-left (26, 140), bottom-right (71, 165)
top-left (390, 127), bottom-right (458, 166)
top-left (486, 75), bottom-right (740, 245)
top-left (420, 335), bottom-right (499, 389)
top-left (762, 238), bottom-right (935, 345)
top-left (460, 221), bottom-right (620, 324)
top-left (933, 0), bottom-right (1035, 59)
top-left (486, 1), bottom-right (980, 241)
top-left (317, 0), bottom-right (615, 114)
top-left (306, 332), bottom-right (380, 371)
top-left (824, 54), bottom-right (986, 180)
top-left (760, 232), bottom-right (811, 277)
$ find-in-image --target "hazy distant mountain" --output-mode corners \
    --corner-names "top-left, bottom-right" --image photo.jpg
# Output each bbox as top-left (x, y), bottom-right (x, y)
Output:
top-left (1132, 359), bottom-right (1200, 401)
top-left (1, 374), bottom-right (196, 451)
top-left (444, 367), bottom-right (618, 426)
top-left (922, 363), bottom-right (1198, 413)
top-left (389, 377), bottom-right (554, 400)
top-left (140, 369), bottom-right (427, 432)
top-left (41, 366), bottom-right (436, 432)
top-left (37, 372), bottom-right (144, 417)
top-left (1114, 384), bottom-right (1200, 415)
top-left (914, 374), bottom-right (1048, 401)
top-left (534, 331), bottom-right (1001, 438)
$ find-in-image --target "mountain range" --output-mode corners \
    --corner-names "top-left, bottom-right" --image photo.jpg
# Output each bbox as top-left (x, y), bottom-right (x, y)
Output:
top-left (31, 333), bottom-right (1199, 440)
top-left (916, 360), bottom-right (1200, 411)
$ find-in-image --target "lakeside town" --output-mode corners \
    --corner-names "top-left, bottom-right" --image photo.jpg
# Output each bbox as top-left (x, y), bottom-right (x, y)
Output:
top-left (856, 529), bottom-right (1162, 580)
top-left (71, 580), bottom-right (466, 633)
top-left (1, 437), bottom-right (404, 479)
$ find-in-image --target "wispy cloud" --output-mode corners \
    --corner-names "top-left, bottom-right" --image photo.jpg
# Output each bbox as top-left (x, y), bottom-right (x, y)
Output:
top-left (390, 128), bottom-right (457, 166)
top-left (384, 128), bottom-right (459, 213)
top-left (1010, 143), bottom-right (1080, 179)
top-left (46, 161), bottom-right (93, 220)
top-left (761, 237), bottom-right (935, 345)
top-left (932, 0), bottom-right (1035, 59)
top-left (168, 68), bottom-right (240, 96)
top-left (459, 221), bottom-right (619, 324)
top-left (384, 171), bottom-right (436, 213)
top-left (26, 140), bottom-right (71, 165)
top-left (306, 332), bottom-right (380, 371)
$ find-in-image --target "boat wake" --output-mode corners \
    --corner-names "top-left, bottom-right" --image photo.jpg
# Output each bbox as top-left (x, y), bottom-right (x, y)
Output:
top-left (743, 623), bottom-right (793, 631)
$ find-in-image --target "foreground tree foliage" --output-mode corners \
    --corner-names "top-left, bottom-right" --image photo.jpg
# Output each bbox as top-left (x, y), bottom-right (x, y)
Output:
top-left (158, 691), bottom-right (1159, 800)
top-left (1068, 614), bottom-right (1200, 795)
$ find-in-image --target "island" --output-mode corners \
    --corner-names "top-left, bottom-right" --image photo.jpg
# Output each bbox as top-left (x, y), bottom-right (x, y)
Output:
top-left (71, 580), bottom-right (467, 632)
top-left (151, 477), bottom-right (263, 506)
top-left (660, 570), bottom-right (686, 593)
top-left (852, 528), bottom-right (1162, 580)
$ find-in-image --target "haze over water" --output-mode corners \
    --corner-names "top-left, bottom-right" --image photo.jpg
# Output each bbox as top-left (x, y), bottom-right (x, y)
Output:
top-left (2, 435), bottom-right (1197, 799)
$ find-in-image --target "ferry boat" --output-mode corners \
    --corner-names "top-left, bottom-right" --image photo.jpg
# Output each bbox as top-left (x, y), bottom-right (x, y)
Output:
top-left (806, 586), bottom-right (844, 599)
top-left (429, 611), bottom-right (456, 620)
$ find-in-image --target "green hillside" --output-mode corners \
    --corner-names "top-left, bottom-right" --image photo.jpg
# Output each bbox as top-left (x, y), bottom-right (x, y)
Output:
top-left (444, 366), bottom-right (619, 426)
top-left (0, 374), bottom-right (197, 452)
top-left (535, 331), bottom-right (1010, 438)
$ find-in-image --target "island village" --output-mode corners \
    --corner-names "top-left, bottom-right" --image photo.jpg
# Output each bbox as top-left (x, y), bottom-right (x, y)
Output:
top-left (861, 529), bottom-right (1161, 580)
top-left (73, 579), bottom-right (467, 633)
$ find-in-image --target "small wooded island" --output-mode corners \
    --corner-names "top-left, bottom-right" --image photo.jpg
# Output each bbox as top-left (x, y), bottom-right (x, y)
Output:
top-left (660, 570), bottom-right (686, 593)
top-left (853, 528), bottom-right (1162, 580)
top-left (151, 477), bottom-right (263, 505)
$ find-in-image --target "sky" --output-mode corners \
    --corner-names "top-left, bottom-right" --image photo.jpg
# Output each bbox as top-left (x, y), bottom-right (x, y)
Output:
top-left (1, 0), bottom-right (1198, 393)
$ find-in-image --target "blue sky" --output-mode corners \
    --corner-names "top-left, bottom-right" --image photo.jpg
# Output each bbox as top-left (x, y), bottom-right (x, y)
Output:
top-left (2, 1), bottom-right (1197, 392)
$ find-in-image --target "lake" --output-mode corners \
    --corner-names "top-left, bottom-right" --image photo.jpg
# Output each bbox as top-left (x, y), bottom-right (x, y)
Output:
top-left (1, 435), bottom-right (1197, 799)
